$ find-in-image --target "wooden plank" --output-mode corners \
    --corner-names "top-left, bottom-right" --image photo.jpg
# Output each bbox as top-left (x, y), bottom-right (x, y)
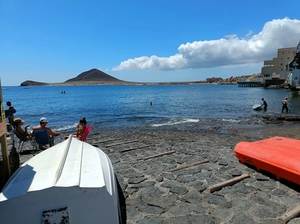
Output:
top-left (120, 144), bottom-right (153, 153)
top-left (169, 159), bottom-right (209, 172)
top-left (279, 205), bottom-right (300, 224)
top-left (142, 150), bottom-right (175, 160)
top-left (0, 82), bottom-right (11, 182)
top-left (105, 140), bottom-right (138, 147)
top-left (208, 173), bottom-right (250, 193)
top-left (94, 138), bottom-right (121, 144)
top-left (0, 121), bottom-right (6, 137)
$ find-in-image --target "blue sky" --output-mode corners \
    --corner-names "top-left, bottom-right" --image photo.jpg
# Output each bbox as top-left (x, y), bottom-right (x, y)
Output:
top-left (1, 0), bottom-right (300, 86)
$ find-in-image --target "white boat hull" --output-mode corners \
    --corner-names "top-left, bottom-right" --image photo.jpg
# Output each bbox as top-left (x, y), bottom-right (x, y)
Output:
top-left (0, 137), bottom-right (124, 224)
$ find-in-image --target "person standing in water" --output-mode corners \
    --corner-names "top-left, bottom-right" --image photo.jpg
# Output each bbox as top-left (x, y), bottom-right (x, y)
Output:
top-left (261, 98), bottom-right (267, 111)
top-left (282, 97), bottom-right (289, 113)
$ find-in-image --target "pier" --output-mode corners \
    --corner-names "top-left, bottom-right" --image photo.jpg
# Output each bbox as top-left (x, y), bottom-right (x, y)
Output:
top-left (237, 81), bottom-right (264, 87)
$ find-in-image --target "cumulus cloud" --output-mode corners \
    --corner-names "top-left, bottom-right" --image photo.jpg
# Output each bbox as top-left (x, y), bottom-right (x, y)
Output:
top-left (112, 18), bottom-right (300, 71)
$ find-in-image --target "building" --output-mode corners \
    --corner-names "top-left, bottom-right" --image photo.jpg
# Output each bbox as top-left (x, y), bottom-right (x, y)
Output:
top-left (261, 47), bottom-right (296, 82)
top-left (237, 74), bottom-right (264, 87)
top-left (287, 40), bottom-right (300, 90)
top-left (206, 77), bottom-right (223, 83)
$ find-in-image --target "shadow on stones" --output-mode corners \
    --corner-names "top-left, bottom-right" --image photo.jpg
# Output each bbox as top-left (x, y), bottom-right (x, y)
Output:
top-left (19, 150), bottom-right (34, 155)
top-left (279, 179), bottom-right (300, 192)
top-left (242, 163), bottom-right (300, 192)
top-left (115, 174), bottom-right (127, 224)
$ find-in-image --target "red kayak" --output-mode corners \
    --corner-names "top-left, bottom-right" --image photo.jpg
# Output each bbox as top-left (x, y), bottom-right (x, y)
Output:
top-left (234, 136), bottom-right (300, 185)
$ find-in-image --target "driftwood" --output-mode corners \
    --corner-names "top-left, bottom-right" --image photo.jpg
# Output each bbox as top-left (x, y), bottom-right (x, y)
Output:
top-left (208, 173), bottom-right (250, 193)
top-left (279, 205), bottom-right (300, 224)
top-left (142, 150), bottom-right (175, 160)
top-left (95, 138), bottom-right (121, 144)
top-left (169, 159), bottom-right (209, 172)
top-left (120, 144), bottom-right (153, 153)
top-left (105, 140), bottom-right (138, 147)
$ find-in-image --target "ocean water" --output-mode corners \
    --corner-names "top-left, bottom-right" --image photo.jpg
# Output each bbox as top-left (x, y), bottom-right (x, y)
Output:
top-left (2, 84), bottom-right (299, 133)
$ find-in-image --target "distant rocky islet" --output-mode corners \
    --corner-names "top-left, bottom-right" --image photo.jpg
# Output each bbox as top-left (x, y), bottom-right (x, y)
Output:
top-left (20, 68), bottom-right (130, 86)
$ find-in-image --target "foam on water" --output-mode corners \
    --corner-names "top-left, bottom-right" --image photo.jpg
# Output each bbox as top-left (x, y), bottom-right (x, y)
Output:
top-left (53, 123), bottom-right (77, 132)
top-left (152, 118), bottom-right (199, 127)
top-left (222, 118), bottom-right (241, 123)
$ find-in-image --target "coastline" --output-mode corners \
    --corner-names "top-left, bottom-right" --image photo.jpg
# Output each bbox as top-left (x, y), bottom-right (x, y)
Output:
top-left (19, 80), bottom-right (236, 87)
top-left (17, 121), bottom-right (300, 223)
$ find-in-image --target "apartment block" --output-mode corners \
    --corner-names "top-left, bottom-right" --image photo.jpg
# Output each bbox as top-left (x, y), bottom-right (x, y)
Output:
top-left (261, 47), bottom-right (296, 81)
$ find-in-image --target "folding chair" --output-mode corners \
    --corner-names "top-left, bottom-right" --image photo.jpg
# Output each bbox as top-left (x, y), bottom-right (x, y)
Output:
top-left (33, 130), bottom-right (53, 149)
top-left (81, 126), bottom-right (92, 142)
top-left (13, 130), bottom-right (37, 154)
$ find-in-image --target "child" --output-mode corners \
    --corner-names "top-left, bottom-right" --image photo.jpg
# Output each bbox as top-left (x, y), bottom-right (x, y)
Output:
top-left (65, 117), bottom-right (87, 140)
top-left (75, 118), bottom-right (87, 140)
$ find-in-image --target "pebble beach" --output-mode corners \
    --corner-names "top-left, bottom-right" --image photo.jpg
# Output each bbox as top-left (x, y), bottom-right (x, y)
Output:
top-left (17, 121), bottom-right (300, 224)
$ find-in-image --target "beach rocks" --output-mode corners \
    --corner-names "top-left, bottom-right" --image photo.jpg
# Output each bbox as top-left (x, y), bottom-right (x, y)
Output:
top-left (17, 125), bottom-right (300, 224)
top-left (87, 128), bottom-right (300, 224)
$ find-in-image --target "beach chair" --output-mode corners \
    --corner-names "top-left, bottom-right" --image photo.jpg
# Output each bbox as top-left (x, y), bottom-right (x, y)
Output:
top-left (81, 126), bottom-right (92, 142)
top-left (13, 130), bottom-right (37, 154)
top-left (33, 129), bottom-right (53, 149)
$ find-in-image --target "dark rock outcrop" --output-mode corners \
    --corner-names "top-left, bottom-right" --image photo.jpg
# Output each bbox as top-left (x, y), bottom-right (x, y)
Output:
top-left (20, 80), bottom-right (48, 86)
top-left (20, 68), bottom-right (128, 86)
top-left (65, 68), bottom-right (123, 83)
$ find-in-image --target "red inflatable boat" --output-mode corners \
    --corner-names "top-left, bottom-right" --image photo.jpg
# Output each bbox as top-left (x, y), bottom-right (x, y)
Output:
top-left (234, 136), bottom-right (300, 185)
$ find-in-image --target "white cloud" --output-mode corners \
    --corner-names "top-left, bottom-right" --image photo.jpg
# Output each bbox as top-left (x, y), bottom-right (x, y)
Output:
top-left (112, 18), bottom-right (300, 71)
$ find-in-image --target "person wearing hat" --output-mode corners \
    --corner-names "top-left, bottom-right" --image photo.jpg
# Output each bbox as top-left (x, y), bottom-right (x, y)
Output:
top-left (32, 117), bottom-right (60, 149)
top-left (14, 118), bottom-right (33, 141)
top-left (282, 97), bottom-right (289, 113)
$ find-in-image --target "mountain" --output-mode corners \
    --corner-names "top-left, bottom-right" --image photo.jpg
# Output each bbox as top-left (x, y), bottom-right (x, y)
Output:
top-left (65, 68), bottom-right (123, 83)
top-left (20, 80), bottom-right (49, 86)
top-left (20, 69), bottom-right (128, 86)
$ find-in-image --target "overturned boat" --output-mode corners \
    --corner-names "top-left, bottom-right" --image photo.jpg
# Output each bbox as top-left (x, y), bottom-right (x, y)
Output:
top-left (0, 136), bottom-right (125, 224)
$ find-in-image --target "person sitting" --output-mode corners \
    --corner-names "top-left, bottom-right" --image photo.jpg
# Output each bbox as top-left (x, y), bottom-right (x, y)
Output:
top-left (13, 118), bottom-right (34, 141)
top-left (65, 117), bottom-right (87, 140)
top-left (75, 117), bottom-right (87, 140)
top-left (32, 117), bottom-right (60, 149)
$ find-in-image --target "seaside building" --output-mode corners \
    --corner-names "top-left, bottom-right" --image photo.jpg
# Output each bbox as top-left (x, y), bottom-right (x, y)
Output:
top-left (261, 47), bottom-right (296, 87)
top-left (287, 40), bottom-right (300, 90)
top-left (206, 77), bottom-right (223, 83)
top-left (237, 74), bottom-right (264, 87)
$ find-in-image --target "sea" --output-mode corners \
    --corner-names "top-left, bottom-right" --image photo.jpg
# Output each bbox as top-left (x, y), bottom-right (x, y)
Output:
top-left (2, 84), bottom-right (300, 134)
